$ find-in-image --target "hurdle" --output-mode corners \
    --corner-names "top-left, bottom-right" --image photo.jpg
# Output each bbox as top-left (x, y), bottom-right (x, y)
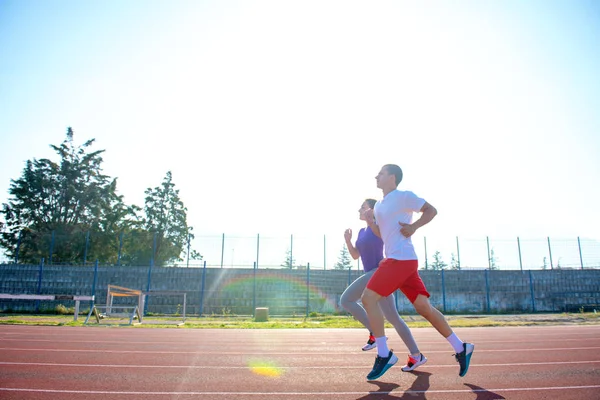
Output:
top-left (85, 285), bottom-right (143, 325)
top-left (0, 293), bottom-right (94, 321)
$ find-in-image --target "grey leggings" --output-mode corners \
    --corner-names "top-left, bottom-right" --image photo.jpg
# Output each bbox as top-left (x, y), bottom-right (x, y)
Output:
top-left (340, 270), bottom-right (420, 355)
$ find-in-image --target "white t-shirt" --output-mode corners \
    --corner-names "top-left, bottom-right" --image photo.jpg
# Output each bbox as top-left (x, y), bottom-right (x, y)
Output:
top-left (374, 189), bottom-right (426, 260)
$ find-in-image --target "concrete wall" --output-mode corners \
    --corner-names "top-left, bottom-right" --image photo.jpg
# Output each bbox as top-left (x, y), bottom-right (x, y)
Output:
top-left (1, 263), bottom-right (599, 315)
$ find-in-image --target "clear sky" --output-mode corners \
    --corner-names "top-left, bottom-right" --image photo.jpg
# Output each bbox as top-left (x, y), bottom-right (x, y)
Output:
top-left (1, 0), bottom-right (599, 268)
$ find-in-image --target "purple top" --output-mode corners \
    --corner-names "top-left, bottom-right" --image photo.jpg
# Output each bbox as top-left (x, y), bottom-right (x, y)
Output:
top-left (355, 226), bottom-right (384, 273)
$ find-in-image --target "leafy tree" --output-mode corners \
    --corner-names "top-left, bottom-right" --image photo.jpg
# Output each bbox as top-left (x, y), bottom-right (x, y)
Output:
top-left (281, 249), bottom-right (295, 269)
top-left (334, 246), bottom-right (353, 270)
top-left (138, 171), bottom-right (192, 266)
top-left (0, 128), bottom-right (135, 264)
top-left (430, 250), bottom-right (447, 270)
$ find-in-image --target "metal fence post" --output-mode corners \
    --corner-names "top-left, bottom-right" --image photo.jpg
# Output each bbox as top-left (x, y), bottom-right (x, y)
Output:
top-left (484, 269), bottom-right (490, 313)
top-left (145, 233), bottom-right (157, 315)
top-left (529, 270), bottom-right (536, 312)
top-left (456, 236), bottom-right (461, 269)
top-left (306, 263), bottom-right (310, 317)
top-left (199, 260), bottom-right (207, 316)
top-left (441, 269), bottom-right (447, 313)
top-left (486, 236), bottom-right (491, 270)
top-left (256, 233), bottom-right (260, 269)
top-left (547, 237), bottom-right (554, 269)
top-left (253, 261), bottom-right (257, 316)
top-left (220, 233), bottom-right (225, 268)
top-left (91, 260), bottom-right (99, 308)
top-left (517, 236), bottom-right (523, 272)
top-left (35, 258), bottom-right (44, 312)
top-left (577, 237), bottom-right (584, 269)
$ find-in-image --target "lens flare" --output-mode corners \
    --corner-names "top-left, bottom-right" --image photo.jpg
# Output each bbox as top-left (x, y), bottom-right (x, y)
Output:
top-left (248, 360), bottom-right (283, 377)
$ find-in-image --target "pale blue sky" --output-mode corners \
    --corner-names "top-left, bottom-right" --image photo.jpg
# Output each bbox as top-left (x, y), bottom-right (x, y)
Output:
top-left (1, 0), bottom-right (599, 268)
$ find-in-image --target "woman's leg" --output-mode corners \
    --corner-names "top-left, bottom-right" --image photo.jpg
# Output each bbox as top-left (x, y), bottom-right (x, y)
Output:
top-left (340, 271), bottom-right (375, 331)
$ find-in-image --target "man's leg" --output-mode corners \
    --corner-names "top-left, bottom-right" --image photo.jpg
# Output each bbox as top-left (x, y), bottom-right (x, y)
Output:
top-left (413, 294), bottom-right (475, 377)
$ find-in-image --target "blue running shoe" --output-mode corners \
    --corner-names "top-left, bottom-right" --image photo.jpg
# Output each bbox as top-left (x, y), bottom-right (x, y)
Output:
top-left (366, 350), bottom-right (398, 381)
top-left (455, 343), bottom-right (475, 377)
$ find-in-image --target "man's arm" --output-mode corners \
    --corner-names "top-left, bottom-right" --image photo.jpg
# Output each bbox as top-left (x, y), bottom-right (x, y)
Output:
top-left (399, 202), bottom-right (438, 237)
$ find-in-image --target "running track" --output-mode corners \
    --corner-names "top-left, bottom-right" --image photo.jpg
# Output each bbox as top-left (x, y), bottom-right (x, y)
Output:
top-left (1, 325), bottom-right (599, 399)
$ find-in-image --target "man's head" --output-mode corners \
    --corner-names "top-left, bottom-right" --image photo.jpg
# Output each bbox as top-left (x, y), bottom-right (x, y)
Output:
top-left (376, 164), bottom-right (403, 190)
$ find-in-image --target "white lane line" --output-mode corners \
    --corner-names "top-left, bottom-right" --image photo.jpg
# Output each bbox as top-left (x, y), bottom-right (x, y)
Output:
top-left (1, 385), bottom-right (600, 395)
top-left (0, 360), bottom-right (600, 369)
top-left (0, 360), bottom-right (599, 369)
top-left (1, 346), bottom-right (600, 355)
top-left (0, 337), bottom-right (598, 346)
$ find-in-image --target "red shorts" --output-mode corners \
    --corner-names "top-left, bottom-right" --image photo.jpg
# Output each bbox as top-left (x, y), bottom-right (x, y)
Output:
top-left (366, 258), bottom-right (430, 303)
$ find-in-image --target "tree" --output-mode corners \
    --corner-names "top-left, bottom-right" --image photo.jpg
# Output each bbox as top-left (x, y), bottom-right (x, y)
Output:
top-left (542, 256), bottom-right (548, 270)
top-left (430, 250), bottom-right (447, 270)
top-left (0, 128), bottom-right (134, 264)
top-left (334, 246), bottom-right (353, 270)
top-left (450, 252), bottom-right (461, 270)
top-left (139, 171), bottom-right (191, 266)
top-left (281, 249), bottom-right (295, 269)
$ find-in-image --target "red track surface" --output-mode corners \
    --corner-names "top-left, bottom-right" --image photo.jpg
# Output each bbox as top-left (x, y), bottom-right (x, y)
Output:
top-left (1, 325), bottom-right (599, 399)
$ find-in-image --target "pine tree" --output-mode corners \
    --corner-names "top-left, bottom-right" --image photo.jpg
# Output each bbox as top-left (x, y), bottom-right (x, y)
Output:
top-left (334, 246), bottom-right (353, 270)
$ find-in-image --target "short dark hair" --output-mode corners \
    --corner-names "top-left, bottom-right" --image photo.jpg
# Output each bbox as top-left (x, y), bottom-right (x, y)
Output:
top-left (364, 198), bottom-right (377, 209)
top-left (383, 164), bottom-right (403, 186)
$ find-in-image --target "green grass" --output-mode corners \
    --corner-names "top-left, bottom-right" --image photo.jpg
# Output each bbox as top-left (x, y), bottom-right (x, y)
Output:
top-left (1, 312), bottom-right (599, 328)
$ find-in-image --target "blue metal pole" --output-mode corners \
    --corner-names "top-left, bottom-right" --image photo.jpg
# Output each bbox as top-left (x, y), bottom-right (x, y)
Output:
top-left (91, 260), bottom-right (98, 308)
top-left (35, 258), bottom-right (44, 312)
top-left (486, 236), bottom-right (491, 270)
top-left (253, 261), bottom-right (257, 316)
top-left (577, 237), bottom-right (584, 269)
top-left (306, 263), bottom-right (310, 317)
top-left (528, 270), bottom-right (536, 312)
top-left (441, 269), bottom-right (447, 313)
top-left (547, 237), bottom-right (554, 269)
top-left (256, 233), bottom-right (260, 269)
top-left (220, 233), bottom-right (225, 268)
top-left (517, 237), bottom-right (523, 272)
top-left (484, 269), bottom-right (490, 313)
top-left (199, 261), bottom-right (207, 316)
top-left (456, 236), bottom-right (460, 269)
top-left (145, 233), bottom-right (156, 315)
